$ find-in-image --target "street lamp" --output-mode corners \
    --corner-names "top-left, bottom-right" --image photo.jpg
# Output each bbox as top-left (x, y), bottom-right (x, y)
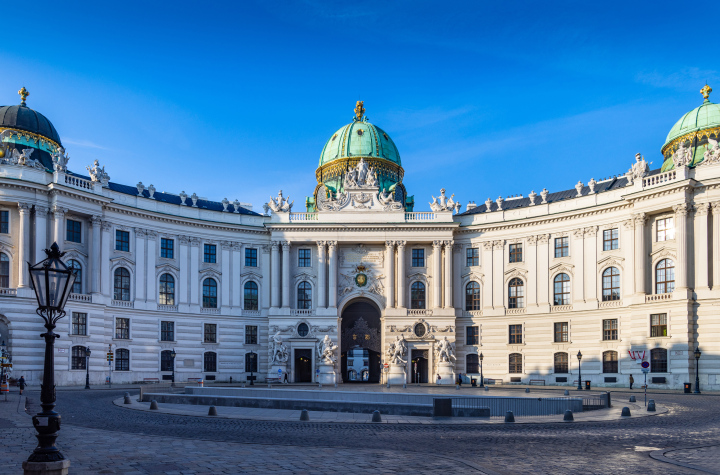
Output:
top-left (170, 349), bottom-right (177, 388)
top-left (84, 346), bottom-right (92, 389)
top-left (576, 351), bottom-right (583, 391)
top-left (0, 340), bottom-right (7, 393)
top-left (26, 242), bottom-right (76, 464)
top-left (479, 352), bottom-right (484, 388)
top-left (694, 347), bottom-right (701, 394)
top-left (249, 352), bottom-right (255, 386)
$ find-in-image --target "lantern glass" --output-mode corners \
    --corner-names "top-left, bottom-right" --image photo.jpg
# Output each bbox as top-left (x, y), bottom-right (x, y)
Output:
top-left (479, 352), bottom-right (484, 361)
top-left (577, 350), bottom-right (582, 361)
top-left (85, 347), bottom-right (92, 357)
top-left (694, 347), bottom-right (701, 360)
top-left (28, 243), bottom-right (76, 313)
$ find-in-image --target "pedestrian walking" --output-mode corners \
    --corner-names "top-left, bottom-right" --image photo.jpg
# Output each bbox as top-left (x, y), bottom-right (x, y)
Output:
top-left (629, 374), bottom-right (634, 390)
top-left (436, 374), bottom-right (441, 384)
top-left (18, 376), bottom-right (26, 395)
top-left (283, 372), bottom-right (288, 384)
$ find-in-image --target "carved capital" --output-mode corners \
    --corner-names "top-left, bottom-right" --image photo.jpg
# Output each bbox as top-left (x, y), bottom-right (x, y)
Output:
top-left (386, 240), bottom-right (395, 249)
top-left (189, 237), bottom-right (201, 247)
top-left (134, 227), bottom-right (147, 238)
top-left (482, 241), bottom-right (493, 250)
top-left (221, 241), bottom-right (233, 250)
top-left (261, 244), bottom-right (271, 253)
top-left (622, 219), bottom-right (634, 230)
top-left (52, 205), bottom-right (67, 218)
top-left (673, 203), bottom-right (690, 217)
top-left (694, 202), bottom-right (710, 216)
top-left (281, 241), bottom-right (291, 251)
top-left (444, 240), bottom-right (454, 249)
top-left (178, 235), bottom-right (190, 245)
top-left (146, 230), bottom-right (157, 240)
top-left (90, 215), bottom-right (103, 226)
top-left (537, 234), bottom-right (549, 244)
top-left (18, 202), bottom-right (31, 213)
top-left (271, 241), bottom-right (280, 251)
top-left (316, 240), bottom-right (326, 250)
top-left (572, 228), bottom-right (585, 239)
top-left (632, 212), bottom-right (647, 226)
top-left (101, 221), bottom-right (113, 232)
top-left (34, 205), bottom-right (49, 217)
top-left (492, 240), bottom-right (504, 250)
top-left (584, 226), bottom-right (597, 237)
top-left (527, 235), bottom-right (537, 245)
top-left (326, 240), bottom-right (337, 250)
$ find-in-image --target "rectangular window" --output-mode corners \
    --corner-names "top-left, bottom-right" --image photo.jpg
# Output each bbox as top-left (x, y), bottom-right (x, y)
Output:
top-left (298, 248), bottom-right (311, 267)
top-left (411, 249), bottom-right (425, 267)
top-left (466, 248), bottom-right (479, 267)
top-left (115, 349), bottom-right (130, 371)
top-left (161, 321), bottom-right (175, 341)
top-left (71, 312), bottom-right (87, 336)
top-left (161, 238), bottom-right (174, 259)
top-left (554, 322), bottom-right (568, 343)
top-left (603, 228), bottom-right (619, 251)
top-left (656, 218), bottom-right (675, 242)
top-left (204, 352), bottom-right (217, 372)
top-left (66, 219), bottom-right (82, 243)
top-left (603, 319), bottom-right (618, 341)
top-left (204, 323), bottom-right (217, 343)
top-left (554, 237), bottom-right (568, 258)
top-left (115, 318), bottom-right (130, 339)
top-left (651, 349), bottom-right (668, 373)
top-left (71, 346), bottom-right (86, 370)
top-left (245, 325), bottom-right (258, 344)
top-left (204, 244), bottom-right (217, 263)
top-left (466, 326), bottom-right (479, 345)
top-left (650, 313), bottom-right (668, 337)
top-left (509, 324), bottom-right (522, 344)
top-left (115, 230), bottom-right (130, 252)
top-left (509, 244), bottom-right (522, 263)
top-left (0, 210), bottom-right (8, 234)
top-left (245, 248), bottom-right (257, 267)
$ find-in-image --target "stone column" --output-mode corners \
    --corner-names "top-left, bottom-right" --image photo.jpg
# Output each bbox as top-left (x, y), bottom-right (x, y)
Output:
top-left (221, 241), bottom-right (231, 308)
top-left (189, 238), bottom-right (200, 305)
top-left (712, 202), bottom-right (720, 289)
top-left (444, 240), bottom-right (453, 308)
top-left (317, 241), bottom-right (326, 308)
top-left (694, 203), bottom-right (710, 291)
top-left (146, 231), bottom-right (157, 303)
top-left (33, 206), bottom-right (49, 264)
top-left (52, 206), bottom-right (66, 246)
top-left (270, 241), bottom-right (280, 308)
top-left (281, 241), bottom-right (290, 308)
top-left (17, 203), bottom-right (31, 288)
top-left (674, 203), bottom-right (690, 291)
top-left (328, 241), bottom-right (337, 308)
top-left (432, 241), bottom-right (443, 309)
top-left (134, 228), bottom-right (146, 301)
top-left (386, 241), bottom-right (395, 308)
top-left (622, 219), bottom-right (635, 298)
top-left (90, 216), bottom-right (102, 294)
top-left (633, 213), bottom-right (647, 295)
top-left (178, 236), bottom-right (190, 305)
top-left (482, 242), bottom-right (493, 310)
top-left (396, 241), bottom-right (406, 308)
top-left (261, 244), bottom-right (271, 308)
top-left (101, 221), bottom-right (112, 296)
top-left (572, 229), bottom-right (585, 303)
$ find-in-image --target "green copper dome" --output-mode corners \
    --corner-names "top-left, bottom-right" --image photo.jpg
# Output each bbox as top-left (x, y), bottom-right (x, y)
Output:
top-left (663, 100), bottom-right (720, 148)
top-left (319, 120), bottom-right (400, 167)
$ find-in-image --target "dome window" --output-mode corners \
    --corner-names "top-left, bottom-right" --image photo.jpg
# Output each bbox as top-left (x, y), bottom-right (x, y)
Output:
top-left (331, 134), bottom-right (337, 141)
top-left (383, 133), bottom-right (389, 140)
top-left (357, 129), bottom-right (364, 136)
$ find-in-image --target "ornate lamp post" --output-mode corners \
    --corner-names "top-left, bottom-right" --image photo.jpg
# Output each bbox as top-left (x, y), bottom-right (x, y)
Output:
top-left (170, 349), bottom-right (176, 388)
top-left (25, 243), bottom-right (76, 466)
top-left (249, 352), bottom-right (256, 386)
top-left (479, 352), bottom-right (484, 388)
top-left (0, 340), bottom-right (8, 393)
top-left (576, 351), bottom-right (583, 391)
top-left (694, 347), bottom-right (702, 394)
top-left (84, 346), bottom-right (92, 390)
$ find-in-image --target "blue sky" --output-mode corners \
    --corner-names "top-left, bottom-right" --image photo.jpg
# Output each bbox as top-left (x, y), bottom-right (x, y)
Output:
top-left (1, 1), bottom-right (717, 212)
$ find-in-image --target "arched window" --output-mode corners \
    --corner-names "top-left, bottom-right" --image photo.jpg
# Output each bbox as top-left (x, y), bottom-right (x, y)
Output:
top-left (651, 348), bottom-right (667, 373)
top-left (71, 346), bottom-right (87, 370)
top-left (602, 267), bottom-right (620, 301)
top-left (411, 282), bottom-right (426, 309)
top-left (0, 253), bottom-right (9, 288)
top-left (68, 260), bottom-right (82, 294)
top-left (113, 267), bottom-right (131, 301)
top-left (297, 281), bottom-right (312, 309)
top-left (509, 353), bottom-right (522, 373)
top-left (159, 273), bottom-right (175, 305)
top-left (656, 259), bottom-right (675, 294)
top-left (115, 349), bottom-right (130, 371)
top-left (160, 350), bottom-right (174, 372)
top-left (465, 281), bottom-right (481, 311)
top-left (554, 352), bottom-right (569, 373)
top-left (602, 350), bottom-right (618, 373)
top-left (202, 278), bottom-right (217, 308)
top-left (245, 352), bottom-right (258, 373)
top-left (466, 354), bottom-right (479, 373)
top-left (244, 281), bottom-right (258, 310)
top-left (553, 273), bottom-right (570, 305)
top-left (204, 351), bottom-right (217, 372)
top-left (508, 278), bottom-right (524, 309)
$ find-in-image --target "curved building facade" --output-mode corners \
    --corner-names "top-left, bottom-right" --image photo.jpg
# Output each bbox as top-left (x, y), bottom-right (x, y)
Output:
top-left (1, 89), bottom-right (719, 390)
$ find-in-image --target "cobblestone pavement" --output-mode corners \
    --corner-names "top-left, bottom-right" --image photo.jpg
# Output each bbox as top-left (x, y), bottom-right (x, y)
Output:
top-left (3, 388), bottom-right (720, 474)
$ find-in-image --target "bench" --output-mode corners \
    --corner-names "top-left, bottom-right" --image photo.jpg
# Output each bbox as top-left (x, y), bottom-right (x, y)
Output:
top-left (143, 378), bottom-right (159, 384)
top-left (529, 379), bottom-right (545, 386)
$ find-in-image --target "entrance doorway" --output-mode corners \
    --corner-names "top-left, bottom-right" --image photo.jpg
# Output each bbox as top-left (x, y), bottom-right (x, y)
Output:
top-left (411, 349), bottom-right (428, 383)
top-left (340, 299), bottom-right (381, 383)
top-left (294, 349), bottom-right (312, 382)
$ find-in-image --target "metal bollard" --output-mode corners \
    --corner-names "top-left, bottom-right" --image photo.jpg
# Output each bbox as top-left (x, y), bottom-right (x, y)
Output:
top-left (208, 406), bottom-right (217, 416)
top-left (124, 394), bottom-right (132, 404)
top-left (621, 407), bottom-right (631, 417)
top-left (647, 399), bottom-right (656, 412)
top-left (563, 410), bottom-right (574, 421)
top-left (564, 390), bottom-right (570, 396)
top-left (629, 396), bottom-right (636, 402)
top-left (525, 388), bottom-right (530, 393)
top-left (300, 409), bottom-right (309, 421)
top-left (456, 384), bottom-right (460, 390)
top-left (372, 410), bottom-right (382, 422)
top-left (484, 385), bottom-right (489, 391)
top-left (149, 400), bottom-right (159, 410)
top-left (403, 383), bottom-right (406, 389)
top-left (504, 411), bottom-right (515, 423)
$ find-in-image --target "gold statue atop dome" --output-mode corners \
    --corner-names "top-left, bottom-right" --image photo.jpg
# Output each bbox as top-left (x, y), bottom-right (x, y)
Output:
top-left (354, 100), bottom-right (365, 121)
top-left (701, 84), bottom-right (712, 101)
top-left (18, 86), bottom-right (29, 106)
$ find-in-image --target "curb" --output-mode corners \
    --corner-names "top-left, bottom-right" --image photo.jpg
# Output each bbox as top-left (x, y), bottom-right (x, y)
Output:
top-left (649, 445), bottom-right (720, 474)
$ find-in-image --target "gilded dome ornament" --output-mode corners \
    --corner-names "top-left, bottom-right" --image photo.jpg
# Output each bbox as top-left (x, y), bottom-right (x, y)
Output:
top-left (18, 86), bottom-right (29, 106)
top-left (701, 84), bottom-right (712, 101)
top-left (354, 100), bottom-right (365, 121)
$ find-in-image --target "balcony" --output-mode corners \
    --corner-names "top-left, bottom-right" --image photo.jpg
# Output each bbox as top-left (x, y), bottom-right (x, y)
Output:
top-left (111, 300), bottom-right (133, 308)
top-left (201, 307), bottom-right (220, 314)
top-left (63, 174), bottom-right (94, 191)
top-left (0, 288), bottom-right (17, 297)
top-left (643, 169), bottom-right (677, 188)
top-left (646, 293), bottom-right (672, 303)
top-left (68, 293), bottom-right (92, 303)
top-left (157, 304), bottom-right (178, 312)
top-left (405, 212), bottom-right (437, 221)
top-left (291, 309), bottom-right (314, 317)
top-left (288, 213), bottom-right (318, 222)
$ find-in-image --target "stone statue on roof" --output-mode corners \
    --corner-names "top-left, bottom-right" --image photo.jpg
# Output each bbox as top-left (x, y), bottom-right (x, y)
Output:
top-left (430, 188), bottom-right (461, 213)
top-left (267, 190), bottom-right (293, 213)
top-left (87, 159), bottom-right (110, 186)
top-left (630, 153), bottom-right (650, 179)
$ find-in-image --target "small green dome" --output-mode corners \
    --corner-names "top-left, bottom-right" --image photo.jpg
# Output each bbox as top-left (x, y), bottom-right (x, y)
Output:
top-left (319, 120), bottom-right (401, 167)
top-left (663, 99), bottom-right (720, 149)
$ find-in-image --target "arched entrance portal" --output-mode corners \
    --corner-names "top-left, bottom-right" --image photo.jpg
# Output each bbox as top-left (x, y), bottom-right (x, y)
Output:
top-left (340, 299), bottom-right (381, 383)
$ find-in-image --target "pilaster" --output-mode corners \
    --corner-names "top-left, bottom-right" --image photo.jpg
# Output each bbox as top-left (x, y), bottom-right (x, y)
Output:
top-left (90, 215), bottom-right (102, 294)
top-left (17, 203), bottom-right (30, 288)
top-left (386, 241), bottom-right (395, 308)
top-left (317, 241), bottom-right (327, 308)
top-left (396, 241), bottom-right (406, 308)
top-left (443, 240), bottom-right (453, 308)
top-left (281, 241), bottom-right (290, 309)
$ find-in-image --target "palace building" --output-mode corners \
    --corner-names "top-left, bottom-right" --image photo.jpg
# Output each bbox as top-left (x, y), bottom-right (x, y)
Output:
top-left (1, 87), bottom-right (719, 389)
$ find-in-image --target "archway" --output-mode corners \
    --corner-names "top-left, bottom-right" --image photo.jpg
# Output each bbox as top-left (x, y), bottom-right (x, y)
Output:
top-left (340, 299), bottom-right (381, 383)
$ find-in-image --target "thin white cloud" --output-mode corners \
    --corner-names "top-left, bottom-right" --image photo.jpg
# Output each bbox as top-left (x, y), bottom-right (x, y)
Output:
top-left (62, 138), bottom-right (109, 150)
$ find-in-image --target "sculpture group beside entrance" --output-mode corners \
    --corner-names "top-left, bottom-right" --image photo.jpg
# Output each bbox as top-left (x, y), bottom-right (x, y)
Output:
top-left (386, 334), bottom-right (408, 385)
top-left (435, 336), bottom-right (456, 385)
top-left (316, 335), bottom-right (338, 384)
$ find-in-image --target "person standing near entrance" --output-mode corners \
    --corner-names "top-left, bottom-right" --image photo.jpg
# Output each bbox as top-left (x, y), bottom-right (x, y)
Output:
top-left (436, 374), bottom-right (441, 385)
top-left (18, 376), bottom-right (26, 395)
top-left (629, 374), bottom-right (634, 390)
